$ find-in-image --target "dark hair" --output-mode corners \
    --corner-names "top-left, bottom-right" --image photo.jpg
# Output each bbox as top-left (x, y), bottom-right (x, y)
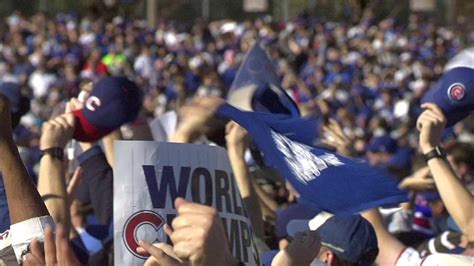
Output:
top-left (448, 143), bottom-right (474, 169)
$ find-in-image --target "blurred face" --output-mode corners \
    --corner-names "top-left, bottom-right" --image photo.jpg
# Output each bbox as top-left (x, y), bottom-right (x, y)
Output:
top-left (367, 151), bottom-right (391, 166)
top-left (381, 91), bottom-right (392, 104)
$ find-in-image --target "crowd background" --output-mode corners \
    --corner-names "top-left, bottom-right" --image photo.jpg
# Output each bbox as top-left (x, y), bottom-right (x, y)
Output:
top-left (0, 0), bottom-right (474, 265)
top-left (1, 1), bottom-right (473, 182)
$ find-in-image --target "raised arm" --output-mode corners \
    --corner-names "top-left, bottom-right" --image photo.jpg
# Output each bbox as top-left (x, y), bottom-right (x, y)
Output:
top-left (226, 121), bottom-right (264, 239)
top-left (417, 103), bottom-right (474, 240)
top-left (0, 95), bottom-right (49, 224)
top-left (37, 113), bottom-right (75, 235)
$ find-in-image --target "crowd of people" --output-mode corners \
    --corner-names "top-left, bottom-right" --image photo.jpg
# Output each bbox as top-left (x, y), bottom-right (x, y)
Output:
top-left (0, 7), bottom-right (473, 266)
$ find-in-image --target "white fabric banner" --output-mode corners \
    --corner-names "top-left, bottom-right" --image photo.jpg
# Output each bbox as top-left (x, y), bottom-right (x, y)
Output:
top-left (114, 141), bottom-right (260, 265)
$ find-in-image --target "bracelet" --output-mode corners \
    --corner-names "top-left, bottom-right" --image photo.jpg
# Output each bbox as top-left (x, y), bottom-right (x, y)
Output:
top-left (40, 147), bottom-right (64, 160)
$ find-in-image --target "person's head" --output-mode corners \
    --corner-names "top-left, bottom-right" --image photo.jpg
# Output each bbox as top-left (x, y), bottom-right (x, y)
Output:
top-left (310, 214), bottom-right (379, 266)
top-left (141, 46), bottom-right (150, 56)
top-left (282, 214), bottom-right (378, 266)
top-left (366, 135), bottom-right (398, 166)
top-left (447, 143), bottom-right (474, 184)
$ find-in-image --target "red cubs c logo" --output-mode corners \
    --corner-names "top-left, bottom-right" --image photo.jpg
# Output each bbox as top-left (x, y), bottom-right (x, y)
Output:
top-left (447, 83), bottom-right (465, 101)
top-left (123, 211), bottom-right (164, 259)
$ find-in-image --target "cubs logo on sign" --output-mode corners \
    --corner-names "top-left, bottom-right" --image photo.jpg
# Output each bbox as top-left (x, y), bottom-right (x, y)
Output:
top-left (123, 210), bottom-right (164, 259)
top-left (114, 141), bottom-right (261, 265)
top-left (447, 83), bottom-right (465, 101)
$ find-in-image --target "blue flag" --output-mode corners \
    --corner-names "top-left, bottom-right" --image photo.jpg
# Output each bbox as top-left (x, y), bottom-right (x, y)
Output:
top-left (227, 43), bottom-right (300, 117)
top-left (217, 104), bottom-right (408, 215)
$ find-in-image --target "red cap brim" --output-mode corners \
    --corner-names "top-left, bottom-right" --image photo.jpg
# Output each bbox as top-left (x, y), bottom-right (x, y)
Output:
top-left (72, 109), bottom-right (111, 142)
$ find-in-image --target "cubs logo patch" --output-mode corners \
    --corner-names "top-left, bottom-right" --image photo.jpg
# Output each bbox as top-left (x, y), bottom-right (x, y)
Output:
top-left (123, 210), bottom-right (164, 259)
top-left (447, 83), bottom-right (465, 101)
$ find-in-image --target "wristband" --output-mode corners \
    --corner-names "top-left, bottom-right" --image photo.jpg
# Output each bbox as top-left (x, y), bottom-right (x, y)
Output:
top-left (423, 146), bottom-right (446, 162)
top-left (40, 147), bottom-right (64, 160)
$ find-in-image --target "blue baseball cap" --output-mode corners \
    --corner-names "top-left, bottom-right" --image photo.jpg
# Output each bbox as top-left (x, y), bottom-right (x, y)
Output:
top-left (313, 215), bottom-right (379, 265)
top-left (275, 203), bottom-right (319, 239)
top-left (367, 135), bottom-right (398, 154)
top-left (73, 77), bottom-right (143, 142)
top-left (266, 214), bottom-right (378, 266)
top-left (421, 67), bottom-right (474, 127)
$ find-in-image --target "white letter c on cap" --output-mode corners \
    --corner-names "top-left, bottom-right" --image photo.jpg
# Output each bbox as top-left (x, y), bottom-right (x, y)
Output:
top-left (85, 96), bottom-right (101, 112)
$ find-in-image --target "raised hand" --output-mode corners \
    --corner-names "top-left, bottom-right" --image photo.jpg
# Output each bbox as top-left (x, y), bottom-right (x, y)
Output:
top-left (171, 97), bottom-right (226, 143)
top-left (137, 241), bottom-right (187, 266)
top-left (225, 121), bottom-right (250, 155)
top-left (417, 103), bottom-right (447, 153)
top-left (40, 114), bottom-right (76, 150)
top-left (321, 118), bottom-right (354, 156)
top-left (164, 197), bottom-right (237, 266)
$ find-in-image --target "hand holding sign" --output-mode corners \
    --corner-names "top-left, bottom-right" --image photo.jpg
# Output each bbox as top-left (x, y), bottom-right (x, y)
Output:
top-left (417, 103), bottom-right (447, 153)
top-left (137, 241), bottom-right (186, 266)
top-left (165, 197), bottom-right (238, 266)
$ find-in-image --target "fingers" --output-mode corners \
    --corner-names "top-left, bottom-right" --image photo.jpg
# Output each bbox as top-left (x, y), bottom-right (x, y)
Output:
top-left (56, 224), bottom-right (67, 265)
top-left (163, 223), bottom-right (174, 237)
top-left (322, 119), bottom-right (349, 142)
top-left (138, 241), bottom-right (163, 258)
top-left (154, 243), bottom-right (178, 258)
top-left (174, 197), bottom-right (216, 215)
top-left (26, 239), bottom-right (46, 265)
top-left (168, 225), bottom-right (202, 244)
top-left (143, 256), bottom-right (160, 266)
top-left (418, 103), bottom-right (447, 129)
top-left (174, 197), bottom-right (187, 209)
top-left (171, 214), bottom-right (209, 230)
top-left (176, 201), bottom-right (217, 216)
top-left (421, 103), bottom-right (444, 117)
top-left (44, 225), bottom-right (57, 266)
top-left (56, 224), bottom-right (79, 265)
top-left (65, 97), bottom-right (84, 113)
top-left (172, 241), bottom-right (199, 262)
top-left (225, 121), bottom-right (236, 135)
top-left (138, 241), bottom-right (183, 266)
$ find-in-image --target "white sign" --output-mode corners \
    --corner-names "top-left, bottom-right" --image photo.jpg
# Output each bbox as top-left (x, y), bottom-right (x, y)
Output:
top-left (114, 141), bottom-right (260, 265)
